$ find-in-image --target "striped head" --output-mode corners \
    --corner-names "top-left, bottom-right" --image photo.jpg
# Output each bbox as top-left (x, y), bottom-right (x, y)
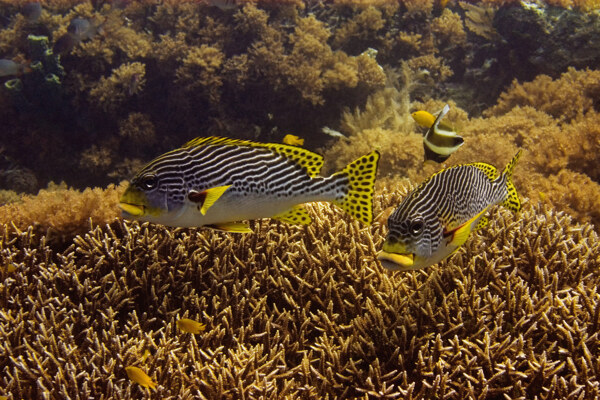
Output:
top-left (378, 193), bottom-right (445, 271)
top-left (119, 151), bottom-right (187, 226)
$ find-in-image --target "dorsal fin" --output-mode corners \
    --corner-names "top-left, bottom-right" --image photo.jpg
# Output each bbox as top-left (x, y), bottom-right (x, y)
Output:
top-left (183, 136), bottom-right (324, 177)
top-left (468, 162), bottom-right (498, 181)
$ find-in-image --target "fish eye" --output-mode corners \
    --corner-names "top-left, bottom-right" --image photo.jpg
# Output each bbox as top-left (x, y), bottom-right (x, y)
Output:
top-left (410, 219), bottom-right (424, 235)
top-left (137, 174), bottom-right (158, 190)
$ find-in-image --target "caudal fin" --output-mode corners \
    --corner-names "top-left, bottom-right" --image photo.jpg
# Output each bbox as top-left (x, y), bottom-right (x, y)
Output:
top-left (331, 151), bottom-right (380, 224)
top-left (501, 150), bottom-right (522, 212)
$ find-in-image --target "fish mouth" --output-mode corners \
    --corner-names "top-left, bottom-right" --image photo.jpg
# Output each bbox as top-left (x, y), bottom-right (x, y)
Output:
top-left (119, 202), bottom-right (145, 217)
top-left (377, 250), bottom-right (415, 270)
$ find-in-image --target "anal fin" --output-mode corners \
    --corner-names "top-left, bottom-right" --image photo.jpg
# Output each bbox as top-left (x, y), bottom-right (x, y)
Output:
top-left (272, 205), bottom-right (312, 225)
top-left (206, 222), bottom-right (252, 233)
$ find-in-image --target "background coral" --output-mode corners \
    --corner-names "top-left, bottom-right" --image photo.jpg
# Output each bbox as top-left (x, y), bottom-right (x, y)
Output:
top-left (1, 187), bottom-right (599, 398)
top-left (5, 0), bottom-right (599, 192)
top-left (0, 181), bottom-right (124, 245)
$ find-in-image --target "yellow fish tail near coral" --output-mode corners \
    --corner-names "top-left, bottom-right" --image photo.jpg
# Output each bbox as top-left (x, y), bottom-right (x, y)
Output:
top-left (125, 366), bottom-right (156, 390)
top-left (177, 318), bottom-right (206, 334)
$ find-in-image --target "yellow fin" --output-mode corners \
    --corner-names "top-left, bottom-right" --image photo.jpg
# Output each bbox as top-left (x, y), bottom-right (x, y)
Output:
top-left (206, 222), bottom-right (252, 233)
top-left (182, 136), bottom-right (324, 177)
top-left (476, 216), bottom-right (488, 230)
top-left (272, 205), bottom-right (312, 225)
top-left (469, 162), bottom-right (498, 180)
top-left (332, 151), bottom-right (380, 225)
top-left (501, 150), bottom-right (522, 212)
top-left (200, 185), bottom-right (230, 215)
top-left (449, 208), bottom-right (488, 246)
top-left (125, 366), bottom-right (156, 390)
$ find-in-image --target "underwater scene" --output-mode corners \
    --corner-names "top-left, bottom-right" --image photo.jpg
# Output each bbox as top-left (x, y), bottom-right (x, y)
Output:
top-left (1, 0), bottom-right (600, 398)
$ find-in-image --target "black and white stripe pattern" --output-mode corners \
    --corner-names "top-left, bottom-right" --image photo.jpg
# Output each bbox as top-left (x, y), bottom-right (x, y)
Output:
top-left (133, 142), bottom-right (345, 204)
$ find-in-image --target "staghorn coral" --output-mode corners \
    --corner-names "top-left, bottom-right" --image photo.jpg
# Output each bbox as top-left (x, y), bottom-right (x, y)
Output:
top-left (0, 185), bottom-right (599, 398)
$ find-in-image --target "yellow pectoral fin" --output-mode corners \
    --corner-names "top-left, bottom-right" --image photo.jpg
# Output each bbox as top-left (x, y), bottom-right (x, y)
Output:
top-left (206, 222), bottom-right (252, 233)
top-left (272, 205), bottom-right (312, 225)
top-left (200, 185), bottom-right (231, 215)
top-left (448, 208), bottom-right (489, 247)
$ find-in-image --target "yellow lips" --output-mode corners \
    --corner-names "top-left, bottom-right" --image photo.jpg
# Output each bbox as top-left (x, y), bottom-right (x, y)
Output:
top-left (377, 250), bottom-right (415, 270)
top-left (119, 202), bottom-right (145, 216)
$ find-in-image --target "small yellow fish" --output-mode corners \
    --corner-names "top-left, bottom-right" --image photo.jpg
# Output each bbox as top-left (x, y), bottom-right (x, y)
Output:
top-left (141, 349), bottom-right (151, 363)
top-left (282, 134), bottom-right (304, 147)
top-left (126, 366), bottom-right (156, 389)
top-left (177, 318), bottom-right (206, 334)
top-left (2, 263), bottom-right (16, 273)
top-left (411, 110), bottom-right (436, 128)
top-left (411, 110), bottom-right (454, 131)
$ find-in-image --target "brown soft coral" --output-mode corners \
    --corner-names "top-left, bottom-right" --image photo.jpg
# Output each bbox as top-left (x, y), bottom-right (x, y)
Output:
top-left (88, 62), bottom-right (146, 113)
top-left (0, 182), bottom-right (124, 243)
top-left (486, 67), bottom-right (600, 123)
top-left (431, 8), bottom-right (467, 47)
top-left (118, 112), bottom-right (156, 146)
top-left (331, 6), bottom-right (386, 49)
top-left (175, 44), bottom-right (225, 103)
top-left (533, 169), bottom-right (600, 226)
top-left (234, 6), bottom-right (385, 106)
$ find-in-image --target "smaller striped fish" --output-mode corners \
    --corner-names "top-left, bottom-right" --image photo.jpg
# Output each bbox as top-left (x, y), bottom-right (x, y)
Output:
top-left (119, 136), bottom-right (379, 232)
top-left (378, 151), bottom-right (522, 271)
top-left (413, 105), bottom-right (464, 163)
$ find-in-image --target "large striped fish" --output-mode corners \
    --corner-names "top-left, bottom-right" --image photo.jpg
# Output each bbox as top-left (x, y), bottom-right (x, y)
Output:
top-left (378, 151), bottom-right (521, 271)
top-left (119, 136), bottom-right (379, 232)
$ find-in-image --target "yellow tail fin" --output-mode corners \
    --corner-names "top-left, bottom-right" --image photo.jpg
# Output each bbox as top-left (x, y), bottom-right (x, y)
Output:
top-left (332, 151), bottom-right (380, 224)
top-left (501, 150), bottom-right (522, 212)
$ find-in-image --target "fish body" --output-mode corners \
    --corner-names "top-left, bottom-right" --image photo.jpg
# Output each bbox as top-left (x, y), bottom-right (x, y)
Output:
top-left (282, 134), bottom-right (304, 147)
top-left (0, 60), bottom-right (30, 77)
top-left (322, 126), bottom-right (347, 139)
top-left (421, 105), bottom-right (464, 163)
top-left (55, 17), bottom-right (102, 54)
top-left (120, 136), bottom-right (379, 231)
top-left (22, 2), bottom-right (42, 22)
top-left (177, 318), bottom-right (206, 334)
top-left (378, 151), bottom-right (522, 271)
top-left (68, 18), bottom-right (97, 41)
top-left (125, 366), bottom-right (156, 390)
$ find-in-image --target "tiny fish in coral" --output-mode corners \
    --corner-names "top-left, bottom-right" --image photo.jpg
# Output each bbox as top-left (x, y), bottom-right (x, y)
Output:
top-left (322, 126), bottom-right (347, 139)
top-left (416, 104), bottom-right (464, 163)
top-left (125, 366), bottom-right (156, 390)
top-left (206, 0), bottom-right (239, 11)
top-left (54, 17), bottom-right (103, 54)
top-left (22, 2), bottom-right (42, 22)
top-left (282, 134), bottom-right (304, 147)
top-left (177, 318), bottom-right (206, 334)
top-left (141, 349), bottom-right (151, 363)
top-left (378, 150), bottom-right (522, 271)
top-left (3, 263), bottom-right (17, 273)
top-left (119, 136), bottom-right (379, 231)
